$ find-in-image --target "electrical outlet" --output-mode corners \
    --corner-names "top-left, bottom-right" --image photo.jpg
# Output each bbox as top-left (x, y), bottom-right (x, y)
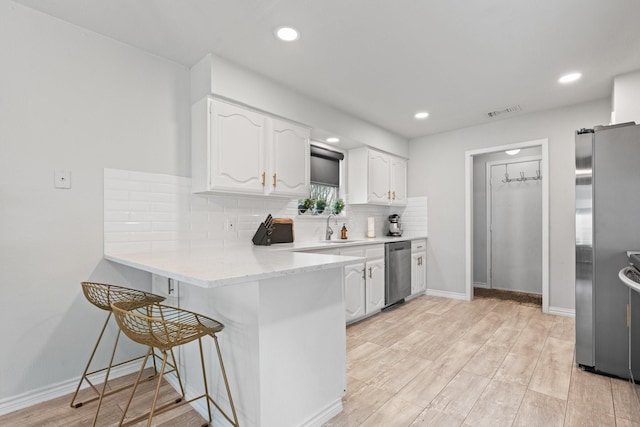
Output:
top-left (225, 218), bottom-right (235, 231)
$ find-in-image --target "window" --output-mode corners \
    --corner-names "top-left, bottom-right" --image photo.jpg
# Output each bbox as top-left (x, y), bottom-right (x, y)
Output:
top-left (299, 144), bottom-right (345, 215)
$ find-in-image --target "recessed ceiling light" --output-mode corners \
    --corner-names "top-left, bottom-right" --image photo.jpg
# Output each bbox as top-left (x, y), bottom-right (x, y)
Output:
top-left (326, 137), bottom-right (340, 143)
top-left (558, 72), bottom-right (582, 84)
top-left (275, 27), bottom-right (299, 42)
top-left (505, 149), bottom-right (521, 156)
top-left (414, 111), bottom-right (429, 120)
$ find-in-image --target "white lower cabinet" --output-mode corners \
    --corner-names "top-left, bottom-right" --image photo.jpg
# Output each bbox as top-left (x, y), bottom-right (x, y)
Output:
top-left (344, 262), bottom-right (366, 321)
top-left (365, 258), bottom-right (385, 313)
top-left (411, 240), bottom-right (427, 295)
top-left (340, 244), bottom-right (385, 324)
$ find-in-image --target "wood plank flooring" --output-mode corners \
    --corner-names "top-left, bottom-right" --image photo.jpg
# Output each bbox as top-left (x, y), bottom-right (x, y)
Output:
top-left (325, 295), bottom-right (640, 427)
top-left (1, 295), bottom-right (639, 426)
top-left (0, 368), bottom-right (208, 426)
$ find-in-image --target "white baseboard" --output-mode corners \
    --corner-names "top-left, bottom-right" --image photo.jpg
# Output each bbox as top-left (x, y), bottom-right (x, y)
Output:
top-left (426, 289), bottom-right (468, 301)
top-left (406, 291), bottom-right (426, 301)
top-left (0, 359), bottom-right (143, 416)
top-left (548, 306), bottom-right (575, 317)
top-left (165, 374), bottom-right (248, 427)
top-left (473, 282), bottom-right (489, 289)
top-left (165, 372), bottom-right (342, 427)
top-left (300, 398), bottom-right (343, 427)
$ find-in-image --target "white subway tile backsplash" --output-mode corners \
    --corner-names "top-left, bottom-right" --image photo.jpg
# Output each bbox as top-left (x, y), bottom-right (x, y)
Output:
top-left (104, 221), bottom-right (151, 233)
top-left (104, 168), bottom-right (428, 253)
top-left (151, 202), bottom-right (178, 213)
top-left (104, 189), bottom-right (131, 201)
top-left (105, 241), bottom-right (152, 254)
top-left (104, 211), bottom-right (131, 222)
top-left (104, 231), bottom-right (132, 243)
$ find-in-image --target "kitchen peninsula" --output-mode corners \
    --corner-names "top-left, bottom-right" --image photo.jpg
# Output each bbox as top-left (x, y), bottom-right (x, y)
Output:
top-left (105, 246), bottom-right (363, 427)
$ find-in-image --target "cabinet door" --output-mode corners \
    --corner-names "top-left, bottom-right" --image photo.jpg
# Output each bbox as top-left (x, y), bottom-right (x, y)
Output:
top-left (411, 251), bottom-right (426, 294)
top-left (209, 100), bottom-right (267, 194)
top-left (344, 262), bottom-right (366, 322)
top-left (270, 119), bottom-right (310, 197)
top-left (390, 157), bottom-right (408, 206)
top-left (366, 258), bottom-right (385, 313)
top-left (151, 274), bottom-right (181, 307)
top-left (367, 150), bottom-right (391, 204)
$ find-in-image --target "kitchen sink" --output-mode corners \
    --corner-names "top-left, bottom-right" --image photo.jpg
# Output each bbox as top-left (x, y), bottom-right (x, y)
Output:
top-left (321, 240), bottom-right (363, 244)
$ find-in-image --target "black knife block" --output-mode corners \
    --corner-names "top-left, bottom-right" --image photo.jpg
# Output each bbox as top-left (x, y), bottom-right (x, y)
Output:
top-left (252, 222), bottom-right (271, 246)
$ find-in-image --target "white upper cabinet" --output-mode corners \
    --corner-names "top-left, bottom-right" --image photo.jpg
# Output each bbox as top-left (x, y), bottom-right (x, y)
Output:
top-left (209, 99), bottom-right (267, 194)
top-left (270, 118), bottom-right (310, 197)
top-left (367, 150), bottom-right (391, 204)
top-left (390, 157), bottom-right (408, 205)
top-left (348, 147), bottom-right (408, 206)
top-left (192, 96), bottom-right (310, 196)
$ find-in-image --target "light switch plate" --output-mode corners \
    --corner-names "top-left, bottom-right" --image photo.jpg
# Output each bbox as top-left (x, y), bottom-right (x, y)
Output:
top-left (54, 170), bottom-right (71, 189)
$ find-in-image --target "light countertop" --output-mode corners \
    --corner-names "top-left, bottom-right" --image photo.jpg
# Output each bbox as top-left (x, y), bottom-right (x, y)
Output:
top-left (267, 235), bottom-right (427, 252)
top-left (105, 235), bottom-right (427, 289)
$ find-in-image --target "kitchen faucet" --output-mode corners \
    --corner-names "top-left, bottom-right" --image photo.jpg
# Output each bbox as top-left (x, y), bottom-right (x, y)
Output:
top-left (326, 214), bottom-right (337, 240)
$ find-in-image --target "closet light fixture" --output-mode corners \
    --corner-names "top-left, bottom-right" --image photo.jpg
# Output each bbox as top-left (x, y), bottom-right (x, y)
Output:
top-left (275, 27), bottom-right (299, 42)
top-left (505, 149), bottom-right (521, 156)
top-left (326, 137), bottom-right (340, 143)
top-left (414, 111), bottom-right (429, 119)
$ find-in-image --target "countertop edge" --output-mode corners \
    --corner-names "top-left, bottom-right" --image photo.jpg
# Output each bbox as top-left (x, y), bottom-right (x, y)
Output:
top-left (105, 252), bottom-right (365, 289)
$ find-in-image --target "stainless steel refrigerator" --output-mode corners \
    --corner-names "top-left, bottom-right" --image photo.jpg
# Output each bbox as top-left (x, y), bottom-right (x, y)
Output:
top-left (575, 122), bottom-right (640, 380)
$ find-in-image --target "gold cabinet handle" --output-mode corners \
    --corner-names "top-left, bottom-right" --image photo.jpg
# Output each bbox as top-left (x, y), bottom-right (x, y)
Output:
top-left (273, 173), bottom-right (277, 188)
top-left (388, 191), bottom-right (391, 200)
top-left (362, 269), bottom-right (366, 280)
top-left (369, 267), bottom-right (372, 279)
top-left (628, 303), bottom-right (631, 328)
top-left (393, 191), bottom-right (396, 200)
top-left (261, 172), bottom-right (266, 187)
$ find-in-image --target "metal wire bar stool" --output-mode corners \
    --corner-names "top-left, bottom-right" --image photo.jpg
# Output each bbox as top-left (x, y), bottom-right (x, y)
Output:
top-left (111, 301), bottom-right (240, 427)
top-left (71, 282), bottom-right (185, 427)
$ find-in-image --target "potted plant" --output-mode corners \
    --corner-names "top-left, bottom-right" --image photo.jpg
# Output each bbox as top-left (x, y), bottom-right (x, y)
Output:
top-left (298, 198), bottom-right (314, 214)
top-left (315, 199), bottom-right (327, 214)
top-left (332, 199), bottom-right (345, 215)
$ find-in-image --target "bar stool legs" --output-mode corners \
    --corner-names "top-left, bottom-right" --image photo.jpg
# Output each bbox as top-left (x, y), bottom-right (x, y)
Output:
top-left (72, 282), bottom-right (181, 426)
top-left (70, 311), bottom-right (114, 409)
top-left (111, 302), bottom-right (240, 427)
top-left (209, 334), bottom-right (239, 426)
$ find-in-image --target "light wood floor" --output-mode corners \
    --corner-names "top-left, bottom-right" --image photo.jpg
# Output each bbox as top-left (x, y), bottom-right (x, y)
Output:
top-left (2, 295), bottom-right (639, 426)
top-left (325, 295), bottom-right (640, 427)
top-left (0, 367), bottom-right (209, 426)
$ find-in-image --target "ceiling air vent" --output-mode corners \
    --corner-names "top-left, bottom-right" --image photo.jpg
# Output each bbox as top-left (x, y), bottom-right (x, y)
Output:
top-left (487, 105), bottom-right (522, 118)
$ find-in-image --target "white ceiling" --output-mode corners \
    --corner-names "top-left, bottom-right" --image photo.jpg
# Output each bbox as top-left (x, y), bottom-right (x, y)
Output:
top-left (13, 0), bottom-right (640, 139)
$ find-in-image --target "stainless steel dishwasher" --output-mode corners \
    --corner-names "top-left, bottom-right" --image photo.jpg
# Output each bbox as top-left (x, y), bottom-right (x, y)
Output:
top-left (385, 240), bottom-right (411, 307)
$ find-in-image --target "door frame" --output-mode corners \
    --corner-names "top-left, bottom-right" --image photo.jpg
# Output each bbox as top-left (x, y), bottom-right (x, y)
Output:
top-left (486, 155), bottom-right (543, 291)
top-left (465, 138), bottom-right (549, 313)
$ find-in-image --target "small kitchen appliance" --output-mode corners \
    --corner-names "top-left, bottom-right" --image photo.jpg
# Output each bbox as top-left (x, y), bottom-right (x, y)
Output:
top-left (387, 214), bottom-right (403, 236)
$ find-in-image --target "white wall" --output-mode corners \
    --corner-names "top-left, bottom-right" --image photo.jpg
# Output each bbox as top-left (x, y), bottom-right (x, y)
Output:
top-left (0, 0), bottom-right (190, 403)
top-left (613, 70), bottom-right (640, 124)
top-left (409, 99), bottom-right (611, 311)
top-left (191, 53), bottom-right (410, 157)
